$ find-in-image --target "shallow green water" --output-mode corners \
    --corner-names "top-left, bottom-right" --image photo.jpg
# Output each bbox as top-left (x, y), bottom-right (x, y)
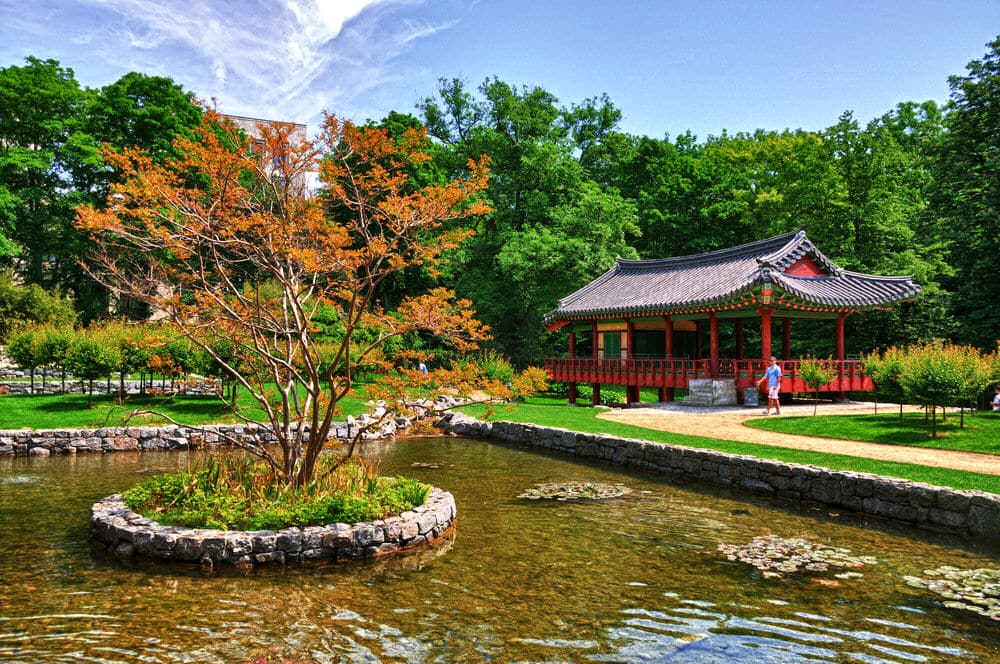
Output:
top-left (1, 437), bottom-right (999, 662)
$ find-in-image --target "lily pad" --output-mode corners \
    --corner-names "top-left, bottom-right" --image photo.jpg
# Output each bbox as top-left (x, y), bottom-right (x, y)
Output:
top-left (906, 566), bottom-right (1000, 622)
top-left (717, 535), bottom-right (877, 580)
top-left (518, 482), bottom-right (632, 501)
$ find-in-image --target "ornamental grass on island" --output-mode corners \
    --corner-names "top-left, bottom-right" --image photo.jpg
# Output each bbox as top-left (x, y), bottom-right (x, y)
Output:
top-left (123, 454), bottom-right (430, 531)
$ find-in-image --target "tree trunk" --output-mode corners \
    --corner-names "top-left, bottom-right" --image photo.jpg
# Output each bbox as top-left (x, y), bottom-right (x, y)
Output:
top-left (61, 367), bottom-right (66, 393)
top-left (41, 368), bottom-right (46, 391)
top-left (119, 371), bottom-right (126, 404)
top-left (960, 405), bottom-right (965, 429)
top-left (29, 368), bottom-right (34, 391)
top-left (874, 394), bottom-right (878, 415)
top-left (931, 406), bottom-right (937, 438)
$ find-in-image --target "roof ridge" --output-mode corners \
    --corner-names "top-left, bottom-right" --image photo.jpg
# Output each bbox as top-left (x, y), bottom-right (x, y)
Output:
top-left (615, 230), bottom-right (801, 271)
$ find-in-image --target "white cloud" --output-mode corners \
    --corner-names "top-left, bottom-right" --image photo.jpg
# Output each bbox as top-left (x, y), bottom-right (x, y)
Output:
top-left (76, 0), bottom-right (457, 127)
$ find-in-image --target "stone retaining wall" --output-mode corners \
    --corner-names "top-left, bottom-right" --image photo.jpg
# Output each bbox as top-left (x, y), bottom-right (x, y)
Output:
top-left (437, 413), bottom-right (1000, 541)
top-left (0, 419), bottom-right (404, 457)
top-left (90, 488), bottom-right (456, 568)
top-left (0, 379), bottom-right (222, 396)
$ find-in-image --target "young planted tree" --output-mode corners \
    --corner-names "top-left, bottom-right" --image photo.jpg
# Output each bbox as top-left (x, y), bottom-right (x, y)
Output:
top-left (6, 327), bottom-right (40, 390)
top-left (952, 344), bottom-right (995, 428)
top-left (798, 357), bottom-right (836, 416)
top-left (864, 347), bottom-right (907, 418)
top-left (77, 110), bottom-right (495, 487)
top-left (67, 330), bottom-right (119, 401)
top-left (898, 343), bottom-right (964, 438)
top-left (36, 325), bottom-right (73, 392)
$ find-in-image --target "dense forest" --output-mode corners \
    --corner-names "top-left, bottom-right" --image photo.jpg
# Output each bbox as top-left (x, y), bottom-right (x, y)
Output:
top-left (2, 37), bottom-right (1000, 367)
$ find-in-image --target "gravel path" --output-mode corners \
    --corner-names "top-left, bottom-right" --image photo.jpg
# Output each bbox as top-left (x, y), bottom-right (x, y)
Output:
top-left (596, 401), bottom-right (1000, 476)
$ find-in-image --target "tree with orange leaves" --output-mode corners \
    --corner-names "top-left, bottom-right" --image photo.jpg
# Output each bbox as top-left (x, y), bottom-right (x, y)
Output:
top-left (77, 110), bottom-right (500, 486)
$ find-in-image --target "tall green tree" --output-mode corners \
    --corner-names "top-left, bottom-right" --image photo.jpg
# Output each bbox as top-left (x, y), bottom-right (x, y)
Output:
top-left (825, 105), bottom-right (953, 351)
top-left (0, 58), bottom-right (202, 322)
top-left (0, 57), bottom-right (93, 290)
top-left (933, 36), bottom-right (1000, 349)
top-left (416, 78), bottom-right (636, 365)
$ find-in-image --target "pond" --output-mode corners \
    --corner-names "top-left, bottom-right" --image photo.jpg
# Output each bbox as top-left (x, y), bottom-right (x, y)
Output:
top-left (1, 436), bottom-right (999, 662)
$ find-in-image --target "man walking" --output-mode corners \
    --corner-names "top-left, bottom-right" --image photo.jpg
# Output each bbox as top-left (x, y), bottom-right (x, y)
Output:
top-left (763, 356), bottom-right (782, 416)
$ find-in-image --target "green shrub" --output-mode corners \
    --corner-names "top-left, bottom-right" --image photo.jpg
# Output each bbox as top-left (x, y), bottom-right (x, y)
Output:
top-left (123, 454), bottom-right (431, 530)
top-left (476, 349), bottom-right (516, 384)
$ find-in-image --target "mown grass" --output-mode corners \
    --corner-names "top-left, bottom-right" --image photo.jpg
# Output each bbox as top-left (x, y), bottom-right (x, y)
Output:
top-left (745, 411), bottom-right (1000, 455)
top-left (0, 390), bottom-right (369, 430)
top-left (460, 397), bottom-right (1000, 494)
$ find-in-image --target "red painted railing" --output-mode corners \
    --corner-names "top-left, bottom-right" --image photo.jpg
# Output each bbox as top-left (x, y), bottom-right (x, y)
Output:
top-left (544, 358), bottom-right (874, 392)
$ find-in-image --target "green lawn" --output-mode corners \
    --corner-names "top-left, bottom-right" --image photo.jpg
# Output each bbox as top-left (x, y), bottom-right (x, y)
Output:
top-left (460, 397), bottom-right (1000, 494)
top-left (0, 390), bottom-right (369, 430)
top-left (745, 412), bottom-right (1000, 455)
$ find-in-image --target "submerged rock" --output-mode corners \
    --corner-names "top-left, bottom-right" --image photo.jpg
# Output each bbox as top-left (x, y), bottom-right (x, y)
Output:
top-left (518, 482), bottom-right (631, 501)
top-left (717, 535), bottom-right (877, 579)
top-left (903, 566), bottom-right (1000, 621)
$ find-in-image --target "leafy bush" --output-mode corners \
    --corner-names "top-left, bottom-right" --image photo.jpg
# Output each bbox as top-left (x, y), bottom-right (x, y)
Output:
top-left (476, 349), bottom-right (516, 384)
top-left (123, 453), bottom-right (431, 530)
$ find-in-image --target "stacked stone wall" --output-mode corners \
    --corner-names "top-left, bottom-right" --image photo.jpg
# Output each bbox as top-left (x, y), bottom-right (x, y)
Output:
top-left (0, 379), bottom-right (222, 396)
top-left (436, 413), bottom-right (1000, 541)
top-left (0, 420), bottom-right (403, 457)
top-left (90, 488), bottom-right (456, 568)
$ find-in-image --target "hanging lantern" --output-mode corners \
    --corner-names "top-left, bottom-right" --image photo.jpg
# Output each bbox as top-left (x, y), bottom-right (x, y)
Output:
top-left (760, 280), bottom-right (774, 305)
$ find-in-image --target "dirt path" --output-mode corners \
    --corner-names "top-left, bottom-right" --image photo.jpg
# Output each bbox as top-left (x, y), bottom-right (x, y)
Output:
top-left (596, 402), bottom-right (1000, 476)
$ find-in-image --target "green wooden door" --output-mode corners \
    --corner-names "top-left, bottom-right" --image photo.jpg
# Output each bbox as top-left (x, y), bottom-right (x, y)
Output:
top-left (604, 332), bottom-right (621, 359)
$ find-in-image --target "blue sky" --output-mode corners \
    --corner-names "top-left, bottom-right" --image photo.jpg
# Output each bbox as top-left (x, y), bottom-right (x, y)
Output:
top-left (2, 0), bottom-right (999, 139)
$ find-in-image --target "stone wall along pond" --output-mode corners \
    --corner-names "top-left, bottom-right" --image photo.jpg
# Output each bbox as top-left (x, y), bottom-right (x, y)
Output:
top-left (0, 418), bottom-right (409, 457)
top-left (0, 395), bottom-right (463, 457)
top-left (436, 413), bottom-right (1000, 541)
top-left (90, 488), bottom-right (456, 568)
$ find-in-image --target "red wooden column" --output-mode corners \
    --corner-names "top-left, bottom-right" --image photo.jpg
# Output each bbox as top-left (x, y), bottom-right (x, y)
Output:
top-left (758, 307), bottom-right (774, 362)
top-left (835, 313), bottom-right (846, 360)
top-left (694, 321), bottom-right (703, 360)
top-left (835, 312), bottom-right (847, 400)
top-left (781, 318), bottom-right (791, 360)
top-left (626, 318), bottom-right (639, 405)
top-left (591, 320), bottom-right (600, 406)
top-left (567, 329), bottom-right (577, 405)
top-left (709, 312), bottom-right (719, 377)
top-left (734, 320), bottom-right (744, 360)
top-left (661, 316), bottom-right (674, 402)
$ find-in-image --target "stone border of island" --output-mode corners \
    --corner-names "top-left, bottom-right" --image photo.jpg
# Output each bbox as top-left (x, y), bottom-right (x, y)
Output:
top-left (435, 412), bottom-right (1000, 540)
top-left (90, 487), bottom-right (456, 568)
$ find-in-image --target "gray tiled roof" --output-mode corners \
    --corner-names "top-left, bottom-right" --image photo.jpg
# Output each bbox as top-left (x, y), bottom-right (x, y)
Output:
top-left (546, 229), bottom-right (920, 321)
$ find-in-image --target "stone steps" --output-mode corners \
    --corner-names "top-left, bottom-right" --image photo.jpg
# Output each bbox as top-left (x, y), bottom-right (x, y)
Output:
top-left (678, 378), bottom-right (737, 407)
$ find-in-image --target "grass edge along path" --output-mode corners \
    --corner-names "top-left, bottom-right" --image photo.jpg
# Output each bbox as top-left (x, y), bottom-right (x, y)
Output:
top-left (459, 398), bottom-right (1000, 495)
top-left (744, 411), bottom-right (1000, 455)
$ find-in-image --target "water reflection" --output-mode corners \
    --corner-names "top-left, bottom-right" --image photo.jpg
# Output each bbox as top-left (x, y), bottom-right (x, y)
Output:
top-left (1, 437), bottom-right (999, 662)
